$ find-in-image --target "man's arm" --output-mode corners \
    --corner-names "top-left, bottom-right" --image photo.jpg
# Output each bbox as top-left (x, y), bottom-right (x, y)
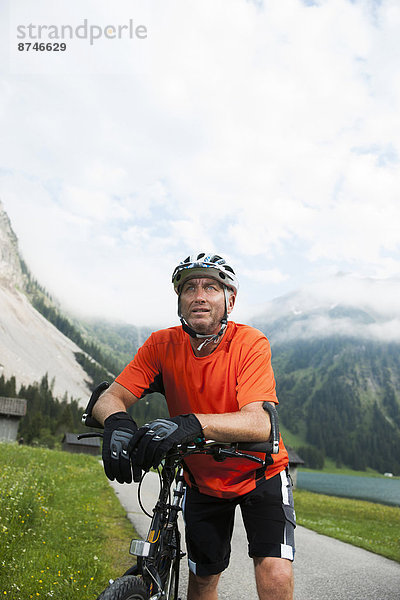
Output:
top-left (128, 402), bottom-right (276, 473)
top-left (92, 381), bottom-right (140, 425)
top-left (195, 401), bottom-right (273, 443)
top-left (92, 381), bottom-right (142, 484)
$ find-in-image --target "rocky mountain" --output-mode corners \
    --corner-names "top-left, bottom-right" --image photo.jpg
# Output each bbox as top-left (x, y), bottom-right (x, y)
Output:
top-left (0, 204), bottom-right (25, 291)
top-left (251, 277), bottom-right (400, 474)
top-left (0, 201), bottom-right (92, 402)
top-left (0, 200), bottom-right (152, 406)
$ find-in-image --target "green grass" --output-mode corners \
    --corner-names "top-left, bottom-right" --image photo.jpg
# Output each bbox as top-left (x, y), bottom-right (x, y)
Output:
top-left (279, 423), bottom-right (308, 449)
top-left (0, 443), bottom-right (137, 600)
top-left (294, 489), bottom-right (400, 563)
top-left (2, 442), bottom-right (399, 600)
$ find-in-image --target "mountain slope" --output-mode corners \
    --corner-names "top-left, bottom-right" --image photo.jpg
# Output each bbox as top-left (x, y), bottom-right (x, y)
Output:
top-left (272, 337), bottom-right (400, 473)
top-left (0, 286), bottom-right (91, 402)
top-left (76, 317), bottom-right (152, 372)
top-left (0, 200), bottom-right (153, 404)
top-left (0, 200), bottom-right (92, 401)
top-left (251, 279), bottom-right (400, 474)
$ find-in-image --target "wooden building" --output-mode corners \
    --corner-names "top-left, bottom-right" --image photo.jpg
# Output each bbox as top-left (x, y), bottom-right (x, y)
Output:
top-left (0, 396), bottom-right (27, 442)
top-left (62, 433), bottom-right (101, 456)
top-left (287, 448), bottom-right (305, 488)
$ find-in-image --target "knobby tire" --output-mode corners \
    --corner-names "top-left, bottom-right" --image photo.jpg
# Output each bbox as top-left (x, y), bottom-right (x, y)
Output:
top-left (96, 575), bottom-right (149, 600)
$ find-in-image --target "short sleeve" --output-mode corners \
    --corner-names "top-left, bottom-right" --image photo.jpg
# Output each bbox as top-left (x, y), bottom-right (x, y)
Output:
top-left (115, 334), bottom-right (164, 398)
top-left (236, 336), bottom-right (277, 409)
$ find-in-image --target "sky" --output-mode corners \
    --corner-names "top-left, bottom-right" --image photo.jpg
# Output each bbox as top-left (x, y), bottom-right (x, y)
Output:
top-left (1, 0), bottom-right (399, 328)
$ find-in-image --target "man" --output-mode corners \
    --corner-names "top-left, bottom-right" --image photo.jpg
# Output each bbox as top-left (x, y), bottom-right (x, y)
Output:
top-left (93, 253), bottom-right (295, 600)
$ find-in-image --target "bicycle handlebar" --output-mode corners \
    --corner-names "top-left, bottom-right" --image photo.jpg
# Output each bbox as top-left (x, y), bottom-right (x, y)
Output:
top-left (170, 403), bottom-right (280, 464)
top-left (237, 441), bottom-right (273, 453)
top-left (81, 383), bottom-right (280, 455)
top-left (81, 381), bottom-right (109, 428)
top-left (83, 415), bottom-right (104, 428)
top-left (262, 402), bottom-right (280, 454)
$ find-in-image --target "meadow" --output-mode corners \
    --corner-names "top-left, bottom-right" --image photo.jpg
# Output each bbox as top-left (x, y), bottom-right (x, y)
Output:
top-left (0, 443), bottom-right (135, 599)
top-left (1, 443), bottom-right (399, 600)
top-left (293, 488), bottom-right (400, 563)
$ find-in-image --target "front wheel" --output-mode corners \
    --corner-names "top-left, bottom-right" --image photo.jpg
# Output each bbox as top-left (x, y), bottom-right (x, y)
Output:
top-left (96, 576), bottom-right (149, 600)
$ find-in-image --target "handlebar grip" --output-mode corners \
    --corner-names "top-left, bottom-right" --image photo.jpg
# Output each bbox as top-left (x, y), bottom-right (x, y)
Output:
top-left (82, 381), bottom-right (109, 428)
top-left (262, 402), bottom-right (280, 454)
top-left (237, 441), bottom-right (273, 453)
top-left (82, 414), bottom-right (104, 429)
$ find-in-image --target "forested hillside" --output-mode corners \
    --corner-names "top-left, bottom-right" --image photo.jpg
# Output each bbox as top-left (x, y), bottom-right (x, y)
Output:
top-left (28, 287), bottom-right (153, 380)
top-left (24, 275), bottom-right (146, 385)
top-left (25, 283), bottom-right (154, 388)
top-left (271, 337), bottom-right (400, 474)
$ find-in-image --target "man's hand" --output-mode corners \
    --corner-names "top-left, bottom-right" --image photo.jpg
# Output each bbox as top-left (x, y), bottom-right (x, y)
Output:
top-left (102, 412), bottom-right (140, 483)
top-left (130, 414), bottom-right (203, 471)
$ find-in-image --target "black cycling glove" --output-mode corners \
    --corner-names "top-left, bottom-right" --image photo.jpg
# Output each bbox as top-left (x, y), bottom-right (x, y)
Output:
top-left (102, 412), bottom-right (140, 484)
top-left (130, 414), bottom-right (203, 472)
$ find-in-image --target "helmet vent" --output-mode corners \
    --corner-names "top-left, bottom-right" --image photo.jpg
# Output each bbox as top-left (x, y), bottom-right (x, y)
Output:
top-left (172, 252), bottom-right (239, 295)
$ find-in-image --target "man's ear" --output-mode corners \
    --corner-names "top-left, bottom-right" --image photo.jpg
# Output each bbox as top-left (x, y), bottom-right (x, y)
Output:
top-left (227, 293), bottom-right (236, 314)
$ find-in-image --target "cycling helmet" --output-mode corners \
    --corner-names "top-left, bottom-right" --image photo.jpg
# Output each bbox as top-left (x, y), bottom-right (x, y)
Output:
top-left (172, 253), bottom-right (239, 295)
top-left (172, 253), bottom-right (238, 347)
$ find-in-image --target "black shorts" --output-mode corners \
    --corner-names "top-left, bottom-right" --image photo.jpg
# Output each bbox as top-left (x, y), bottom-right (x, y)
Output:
top-left (182, 469), bottom-right (296, 577)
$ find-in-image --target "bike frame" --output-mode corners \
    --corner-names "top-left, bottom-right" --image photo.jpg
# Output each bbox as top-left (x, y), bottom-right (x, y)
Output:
top-left (122, 441), bottom-right (269, 600)
top-left (128, 457), bottom-right (185, 600)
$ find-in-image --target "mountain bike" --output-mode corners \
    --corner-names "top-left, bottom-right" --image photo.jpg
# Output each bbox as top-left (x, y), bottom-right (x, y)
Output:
top-left (80, 383), bottom-right (280, 600)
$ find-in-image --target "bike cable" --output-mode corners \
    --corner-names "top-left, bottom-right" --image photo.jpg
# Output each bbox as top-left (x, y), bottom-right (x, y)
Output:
top-left (137, 468), bottom-right (163, 518)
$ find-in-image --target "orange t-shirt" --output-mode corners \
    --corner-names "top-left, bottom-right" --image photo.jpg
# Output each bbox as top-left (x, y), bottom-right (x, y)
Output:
top-left (116, 321), bottom-right (288, 498)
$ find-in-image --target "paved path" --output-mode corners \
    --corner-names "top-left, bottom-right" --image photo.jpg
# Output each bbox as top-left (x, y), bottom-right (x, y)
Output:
top-left (110, 474), bottom-right (400, 600)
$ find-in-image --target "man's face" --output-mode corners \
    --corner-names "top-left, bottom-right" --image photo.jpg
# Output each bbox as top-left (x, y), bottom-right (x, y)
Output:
top-left (179, 277), bottom-right (235, 335)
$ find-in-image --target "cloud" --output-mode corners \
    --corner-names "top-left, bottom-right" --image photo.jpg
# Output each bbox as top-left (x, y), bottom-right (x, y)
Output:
top-left (251, 273), bottom-right (400, 341)
top-left (253, 273), bottom-right (400, 341)
top-left (241, 267), bottom-right (288, 284)
top-left (1, 0), bottom-right (400, 326)
top-left (268, 314), bottom-right (400, 344)
top-left (286, 274), bottom-right (400, 317)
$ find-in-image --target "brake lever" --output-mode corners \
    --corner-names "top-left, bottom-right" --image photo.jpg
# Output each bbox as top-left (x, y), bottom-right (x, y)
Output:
top-left (198, 446), bottom-right (265, 464)
top-left (173, 443), bottom-right (268, 465)
top-left (229, 450), bottom-right (264, 464)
